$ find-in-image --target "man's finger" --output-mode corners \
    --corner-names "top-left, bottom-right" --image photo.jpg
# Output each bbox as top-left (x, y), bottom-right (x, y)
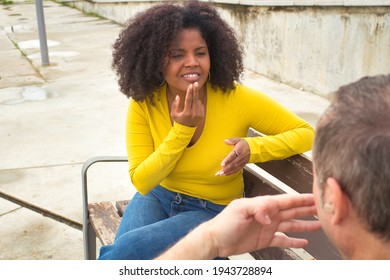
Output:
top-left (277, 219), bottom-right (321, 233)
top-left (269, 232), bottom-right (309, 249)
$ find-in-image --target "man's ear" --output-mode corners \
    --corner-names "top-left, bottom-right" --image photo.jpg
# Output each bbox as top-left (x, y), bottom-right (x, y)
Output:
top-left (323, 202), bottom-right (334, 213)
top-left (326, 177), bottom-right (349, 224)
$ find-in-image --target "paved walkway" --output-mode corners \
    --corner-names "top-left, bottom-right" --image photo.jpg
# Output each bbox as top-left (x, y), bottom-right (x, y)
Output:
top-left (0, 0), bottom-right (329, 259)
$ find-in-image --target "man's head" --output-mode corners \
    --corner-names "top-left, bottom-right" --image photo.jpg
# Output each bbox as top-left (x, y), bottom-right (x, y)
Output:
top-left (312, 74), bottom-right (390, 258)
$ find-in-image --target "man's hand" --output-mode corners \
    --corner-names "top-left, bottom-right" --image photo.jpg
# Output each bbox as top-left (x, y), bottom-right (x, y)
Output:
top-left (156, 193), bottom-right (320, 260)
top-left (207, 193), bottom-right (320, 258)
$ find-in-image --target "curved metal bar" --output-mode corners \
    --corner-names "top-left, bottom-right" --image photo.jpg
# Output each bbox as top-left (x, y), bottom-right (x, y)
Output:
top-left (81, 156), bottom-right (128, 259)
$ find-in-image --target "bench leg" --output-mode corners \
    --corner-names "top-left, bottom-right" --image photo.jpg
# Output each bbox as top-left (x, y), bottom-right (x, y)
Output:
top-left (83, 222), bottom-right (97, 260)
top-left (88, 223), bottom-right (97, 259)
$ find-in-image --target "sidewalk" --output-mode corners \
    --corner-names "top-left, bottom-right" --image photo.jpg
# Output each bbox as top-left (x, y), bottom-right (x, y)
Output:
top-left (0, 0), bottom-right (329, 260)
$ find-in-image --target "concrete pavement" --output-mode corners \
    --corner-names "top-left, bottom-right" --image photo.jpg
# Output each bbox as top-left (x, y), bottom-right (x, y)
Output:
top-left (0, 0), bottom-right (329, 260)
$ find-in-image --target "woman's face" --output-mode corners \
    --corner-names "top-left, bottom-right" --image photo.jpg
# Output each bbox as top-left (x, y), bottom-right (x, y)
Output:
top-left (164, 28), bottom-right (210, 95)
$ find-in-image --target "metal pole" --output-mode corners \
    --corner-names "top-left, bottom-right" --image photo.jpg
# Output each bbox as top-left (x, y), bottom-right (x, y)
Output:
top-left (35, 0), bottom-right (50, 66)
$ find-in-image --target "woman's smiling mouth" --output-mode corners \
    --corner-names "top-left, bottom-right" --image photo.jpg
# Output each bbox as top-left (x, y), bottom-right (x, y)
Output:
top-left (182, 73), bottom-right (201, 83)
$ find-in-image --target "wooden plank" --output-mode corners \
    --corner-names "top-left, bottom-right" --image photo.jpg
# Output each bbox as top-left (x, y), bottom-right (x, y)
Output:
top-left (247, 128), bottom-right (313, 193)
top-left (116, 200), bottom-right (130, 217)
top-left (88, 202), bottom-right (121, 245)
top-left (250, 247), bottom-right (302, 260)
top-left (243, 166), bottom-right (286, 196)
top-left (255, 155), bottom-right (313, 194)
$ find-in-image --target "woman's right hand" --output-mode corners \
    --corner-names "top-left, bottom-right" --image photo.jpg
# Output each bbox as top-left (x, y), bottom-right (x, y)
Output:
top-left (171, 82), bottom-right (205, 127)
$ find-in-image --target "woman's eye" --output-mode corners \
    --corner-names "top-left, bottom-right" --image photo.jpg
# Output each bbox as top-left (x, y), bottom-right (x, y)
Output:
top-left (171, 54), bottom-right (183, 59)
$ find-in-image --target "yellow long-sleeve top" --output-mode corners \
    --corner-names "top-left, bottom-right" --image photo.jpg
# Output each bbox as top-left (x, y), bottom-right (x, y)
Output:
top-left (126, 83), bottom-right (314, 205)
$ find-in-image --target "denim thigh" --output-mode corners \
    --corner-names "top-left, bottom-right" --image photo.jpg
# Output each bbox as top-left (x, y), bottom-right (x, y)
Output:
top-left (115, 190), bottom-right (169, 240)
top-left (98, 186), bottom-right (226, 260)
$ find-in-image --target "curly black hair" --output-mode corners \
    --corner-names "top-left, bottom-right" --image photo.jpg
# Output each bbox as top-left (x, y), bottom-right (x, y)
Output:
top-left (112, 0), bottom-right (244, 102)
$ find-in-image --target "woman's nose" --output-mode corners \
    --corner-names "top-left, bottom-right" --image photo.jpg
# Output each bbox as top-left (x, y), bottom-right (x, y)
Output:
top-left (184, 54), bottom-right (199, 67)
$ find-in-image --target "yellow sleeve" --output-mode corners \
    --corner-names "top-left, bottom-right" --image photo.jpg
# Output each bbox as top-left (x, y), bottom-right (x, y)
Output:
top-left (238, 86), bottom-right (314, 162)
top-left (126, 100), bottom-right (196, 194)
top-left (244, 125), bottom-right (314, 163)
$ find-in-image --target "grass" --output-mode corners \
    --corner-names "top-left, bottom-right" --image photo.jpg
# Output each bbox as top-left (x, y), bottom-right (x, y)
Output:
top-left (1, 0), bottom-right (14, 5)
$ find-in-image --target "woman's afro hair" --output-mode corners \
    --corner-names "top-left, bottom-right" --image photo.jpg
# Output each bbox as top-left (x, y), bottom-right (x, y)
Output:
top-left (112, 0), bottom-right (244, 102)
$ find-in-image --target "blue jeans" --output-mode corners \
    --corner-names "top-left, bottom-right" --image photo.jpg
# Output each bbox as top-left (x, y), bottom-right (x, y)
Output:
top-left (98, 185), bottom-right (226, 260)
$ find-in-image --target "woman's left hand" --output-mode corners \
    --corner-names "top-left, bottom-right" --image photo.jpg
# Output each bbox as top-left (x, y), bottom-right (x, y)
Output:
top-left (215, 138), bottom-right (250, 176)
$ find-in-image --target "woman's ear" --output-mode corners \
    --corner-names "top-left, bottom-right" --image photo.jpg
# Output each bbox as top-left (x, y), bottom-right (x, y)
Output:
top-left (325, 177), bottom-right (350, 224)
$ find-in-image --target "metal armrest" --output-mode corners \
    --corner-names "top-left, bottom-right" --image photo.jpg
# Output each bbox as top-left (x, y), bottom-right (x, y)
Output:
top-left (81, 156), bottom-right (128, 259)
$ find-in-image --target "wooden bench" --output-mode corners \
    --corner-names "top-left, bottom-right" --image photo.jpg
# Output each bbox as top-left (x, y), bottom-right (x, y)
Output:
top-left (81, 131), bottom-right (341, 260)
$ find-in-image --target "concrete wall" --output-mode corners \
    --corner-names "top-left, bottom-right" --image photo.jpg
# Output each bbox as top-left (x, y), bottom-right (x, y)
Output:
top-left (68, 0), bottom-right (390, 97)
top-left (219, 5), bottom-right (390, 96)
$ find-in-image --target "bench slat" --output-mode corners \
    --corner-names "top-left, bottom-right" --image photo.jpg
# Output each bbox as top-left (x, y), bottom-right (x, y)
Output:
top-left (250, 247), bottom-right (303, 260)
top-left (115, 200), bottom-right (130, 217)
top-left (255, 155), bottom-right (313, 194)
top-left (243, 166), bottom-right (286, 196)
top-left (88, 202), bottom-right (121, 245)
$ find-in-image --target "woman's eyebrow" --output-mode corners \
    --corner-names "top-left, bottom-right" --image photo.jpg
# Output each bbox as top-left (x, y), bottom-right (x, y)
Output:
top-left (171, 46), bottom-right (208, 52)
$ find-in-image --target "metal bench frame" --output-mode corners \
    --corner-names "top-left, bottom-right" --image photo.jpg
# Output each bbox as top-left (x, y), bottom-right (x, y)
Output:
top-left (81, 156), bottom-right (128, 260)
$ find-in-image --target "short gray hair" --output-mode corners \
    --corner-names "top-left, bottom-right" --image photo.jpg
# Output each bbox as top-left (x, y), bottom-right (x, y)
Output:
top-left (313, 74), bottom-right (390, 241)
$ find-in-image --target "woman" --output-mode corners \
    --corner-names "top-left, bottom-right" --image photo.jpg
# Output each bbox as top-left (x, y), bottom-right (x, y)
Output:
top-left (99, 0), bottom-right (314, 259)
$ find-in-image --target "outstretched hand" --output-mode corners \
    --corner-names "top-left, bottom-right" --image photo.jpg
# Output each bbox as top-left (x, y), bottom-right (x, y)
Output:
top-left (156, 193), bottom-right (321, 260)
top-left (206, 193), bottom-right (320, 258)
